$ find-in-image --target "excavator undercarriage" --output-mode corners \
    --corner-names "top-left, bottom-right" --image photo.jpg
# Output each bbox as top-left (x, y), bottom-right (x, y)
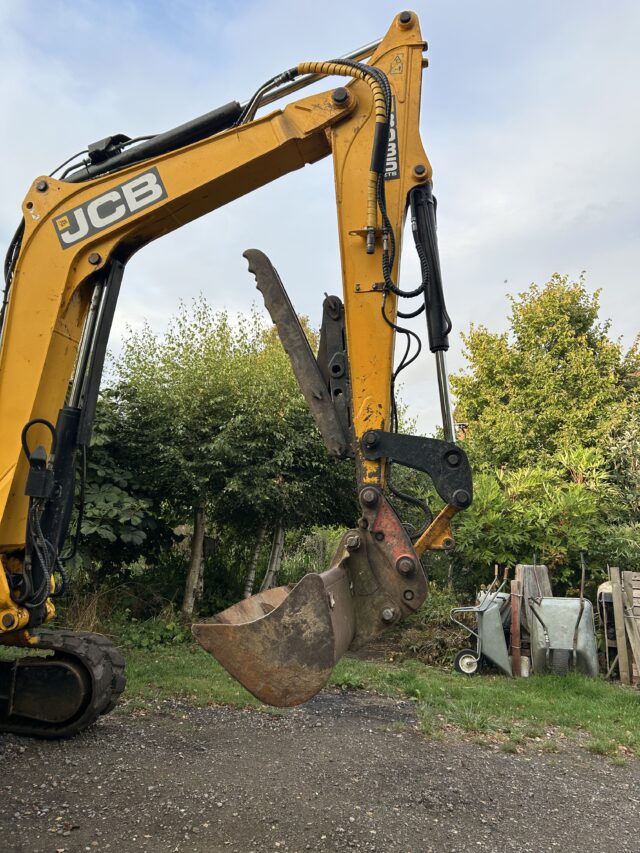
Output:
top-left (0, 11), bottom-right (472, 735)
top-left (0, 629), bottom-right (125, 738)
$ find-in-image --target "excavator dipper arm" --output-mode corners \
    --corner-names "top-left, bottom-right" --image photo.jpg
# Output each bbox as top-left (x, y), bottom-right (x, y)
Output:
top-left (0, 11), bottom-right (472, 731)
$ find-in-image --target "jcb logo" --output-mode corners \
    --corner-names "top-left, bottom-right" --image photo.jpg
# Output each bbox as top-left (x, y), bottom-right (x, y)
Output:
top-left (54, 167), bottom-right (167, 248)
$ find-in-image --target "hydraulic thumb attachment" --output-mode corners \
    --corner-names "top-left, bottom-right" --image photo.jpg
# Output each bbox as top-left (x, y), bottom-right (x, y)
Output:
top-left (193, 486), bottom-right (427, 706)
top-left (243, 249), bottom-right (350, 459)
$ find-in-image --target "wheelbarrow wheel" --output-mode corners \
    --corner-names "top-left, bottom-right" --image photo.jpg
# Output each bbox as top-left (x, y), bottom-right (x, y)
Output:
top-left (551, 649), bottom-right (570, 676)
top-left (454, 649), bottom-right (479, 675)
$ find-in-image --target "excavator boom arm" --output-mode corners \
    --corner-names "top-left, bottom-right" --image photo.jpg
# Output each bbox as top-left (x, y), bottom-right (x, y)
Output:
top-left (0, 12), bottom-right (472, 729)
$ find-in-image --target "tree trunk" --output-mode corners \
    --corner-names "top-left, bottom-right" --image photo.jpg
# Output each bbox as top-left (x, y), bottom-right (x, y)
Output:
top-left (244, 521), bottom-right (268, 598)
top-left (182, 502), bottom-right (206, 617)
top-left (260, 521), bottom-right (285, 592)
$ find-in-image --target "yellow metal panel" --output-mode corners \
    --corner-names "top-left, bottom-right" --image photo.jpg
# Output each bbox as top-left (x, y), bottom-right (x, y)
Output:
top-left (330, 14), bottom-right (430, 485)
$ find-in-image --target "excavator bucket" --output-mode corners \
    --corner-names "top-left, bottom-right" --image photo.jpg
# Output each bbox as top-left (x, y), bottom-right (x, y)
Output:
top-left (192, 489), bottom-right (428, 706)
top-left (193, 569), bottom-right (354, 706)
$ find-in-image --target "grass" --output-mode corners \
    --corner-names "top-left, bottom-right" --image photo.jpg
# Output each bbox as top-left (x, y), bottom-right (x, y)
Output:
top-left (122, 644), bottom-right (266, 711)
top-left (118, 644), bottom-right (640, 759)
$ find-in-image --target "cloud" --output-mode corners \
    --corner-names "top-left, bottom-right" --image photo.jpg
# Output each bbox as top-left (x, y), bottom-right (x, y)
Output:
top-left (1, 1), bottom-right (638, 435)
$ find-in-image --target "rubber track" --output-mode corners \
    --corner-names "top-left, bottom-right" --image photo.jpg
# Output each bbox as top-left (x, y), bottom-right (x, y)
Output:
top-left (0, 629), bottom-right (126, 739)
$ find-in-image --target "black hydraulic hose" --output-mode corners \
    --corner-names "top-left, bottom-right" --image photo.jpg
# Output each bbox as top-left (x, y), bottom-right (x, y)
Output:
top-left (64, 101), bottom-right (243, 182)
top-left (21, 418), bottom-right (57, 459)
top-left (397, 303), bottom-right (426, 319)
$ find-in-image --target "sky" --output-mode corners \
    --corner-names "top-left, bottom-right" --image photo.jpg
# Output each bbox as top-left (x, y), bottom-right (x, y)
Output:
top-left (1, 1), bottom-right (639, 433)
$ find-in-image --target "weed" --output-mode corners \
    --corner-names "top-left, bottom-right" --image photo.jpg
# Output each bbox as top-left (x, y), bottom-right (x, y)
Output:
top-left (586, 738), bottom-right (617, 756)
top-left (447, 701), bottom-right (493, 732)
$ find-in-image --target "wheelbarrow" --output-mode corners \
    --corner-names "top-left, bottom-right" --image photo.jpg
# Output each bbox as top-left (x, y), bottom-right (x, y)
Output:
top-left (450, 572), bottom-right (512, 676)
top-left (528, 556), bottom-right (598, 676)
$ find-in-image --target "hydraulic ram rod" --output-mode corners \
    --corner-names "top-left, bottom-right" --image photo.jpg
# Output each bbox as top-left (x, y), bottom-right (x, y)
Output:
top-left (246, 38), bottom-right (381, 111)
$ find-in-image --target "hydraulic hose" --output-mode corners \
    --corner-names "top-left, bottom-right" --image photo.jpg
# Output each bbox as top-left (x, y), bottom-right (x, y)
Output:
top-left (296, 61), bottom-right (389, 244)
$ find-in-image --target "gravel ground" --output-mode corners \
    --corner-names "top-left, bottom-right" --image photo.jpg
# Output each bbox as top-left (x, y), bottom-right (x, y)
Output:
top-left (1, 691), bottom-right (638, 853)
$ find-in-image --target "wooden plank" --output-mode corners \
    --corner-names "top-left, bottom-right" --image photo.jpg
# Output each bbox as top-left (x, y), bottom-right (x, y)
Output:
top-left (632, 571), bottom-right (640, 623)
top-left (606, 652), bottom-right (620, 679)
top-left (510, 580), bottom-right (522, 677)
top-left (623, 615), bottom-right (640, 684)
top-left (622, 572), bottom-right (640, 684)
top-left (610, 567), bottom-right (632, 685)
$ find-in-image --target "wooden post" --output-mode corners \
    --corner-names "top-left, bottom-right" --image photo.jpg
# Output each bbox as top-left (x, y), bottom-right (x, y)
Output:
top-left (510, 579), bottom-right (522, 677)
top-left (622, 572), bottom-right (640, 684)
top-left (610, 567), bottom-right (632, 685)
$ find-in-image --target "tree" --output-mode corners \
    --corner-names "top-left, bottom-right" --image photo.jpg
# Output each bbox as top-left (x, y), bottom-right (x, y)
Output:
top-left (449, 274), bottom-right (640, 588)
top-left (211, 324), bottom-right (356, 533)
top-left (76, 389), bottom-right (172, 578)
top-left (452, 446), bottom-right (613, 590)
top-left (84, 298), bottom-right (356, 615)
top-left (108, 301), bottom-right (248, 614)
top-left (452, 274), bottom-right (637, 469)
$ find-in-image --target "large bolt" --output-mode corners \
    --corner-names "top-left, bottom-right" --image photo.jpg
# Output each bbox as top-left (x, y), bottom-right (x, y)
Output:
top-left (452, 489), bottom-right (471, 508)
top-left (332, 87), bottom-right (350, 106)
top-left (1, 613), bottom-right (15, 628)
top-left (442, 536), bottom-right (454, 549)
top-left (396, 556), bottom-right (416, 576)
top-left (363, 431), bottom-right (379, 449)
top-left (360, 487), bottom-right (378, 508)
top-left (445, 449), bottom-right (461, 467)
top-left (398, 11), bottom-right (413, 25)
top-left (381, 607), bottom-right (396, 623)
top-left (413, 164), bottom-right (427, 181)
top-left (403, 589), bottom-right (415, 602)
top-left (35, 180), bottom-right (48, 192)
top-left (88, 252), bottom-right (102, 266)
top-left (345, 534), bottom-right (361, 551)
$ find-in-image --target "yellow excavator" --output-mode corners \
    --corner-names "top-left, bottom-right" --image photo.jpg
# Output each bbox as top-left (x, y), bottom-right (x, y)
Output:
top-left (0, 10), bottom-right (472, 736)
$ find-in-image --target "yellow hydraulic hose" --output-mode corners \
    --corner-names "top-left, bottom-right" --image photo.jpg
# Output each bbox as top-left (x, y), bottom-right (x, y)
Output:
top-left (297, 61), bottom-right (388, 242)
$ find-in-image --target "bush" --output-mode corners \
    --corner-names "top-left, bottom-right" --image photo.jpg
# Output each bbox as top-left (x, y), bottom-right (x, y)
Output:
top-left (279, 526), bottom-right (345, 585)
top-left (398, 584), bottom-right (470, 667)
top-left (106, 608), bottom-right (192, 650)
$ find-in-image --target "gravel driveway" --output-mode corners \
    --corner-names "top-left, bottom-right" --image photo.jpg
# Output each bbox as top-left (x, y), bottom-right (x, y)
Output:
top-left (1, 691), bottom-right (638, 853)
